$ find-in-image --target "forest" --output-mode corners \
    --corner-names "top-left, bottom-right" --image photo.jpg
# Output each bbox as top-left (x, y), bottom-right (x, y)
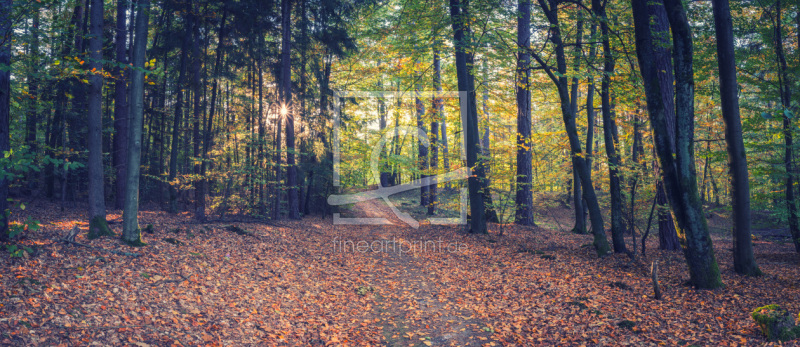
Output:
top-left (1, 0), bottom-right (800, 344)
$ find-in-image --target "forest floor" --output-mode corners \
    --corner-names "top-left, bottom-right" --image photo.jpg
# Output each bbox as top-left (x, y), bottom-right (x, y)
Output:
top-left (1, 197), bottom-right (799, 346)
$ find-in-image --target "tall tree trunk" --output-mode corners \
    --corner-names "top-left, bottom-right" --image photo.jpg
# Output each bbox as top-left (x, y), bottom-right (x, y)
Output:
top-left (647, 0), bottom-right (681, 250)
top-left (515, 0), bottom-right (535, 226)
top-left (168, 6), bottom-right (193, 213)
top-left (122, 0), bottom-right (150, 245)
top-left (774, 0), bottom-right (800, 254)
top-left (415, 44), bottom-right (429, 207)
top-left (632, 0), bottom-right (722, 288)
top-left (711, 0), bottom-right (762, 272)
top-left (282, 0), bottom-right (300, 219)
top-left (25, 9), bottom-right (39, 194)
top-left (191, 7), bottom-right (203, 219)
top-left (449, 0), bottom-right (487, 234)
top-left (534, 0), bottom-right (610, 255)
top-left (430, 41), bottom-right (441, 215)
top-left (0, 0), bottom-right (10, 240)
top-left (437, 38), bottom-right (450, 173)
top-left (113, 0), bottom-right (130, 209)
top-left (569, 16), bottom-right (586, 233)
top-left (594, 0), bottom-right (626, 253)
top-left (480, 55), bottom-right (499, 222)
top-left (197, 7), bottom-right (228, 221)
top-left (87, 0), bottom-right (112, 239)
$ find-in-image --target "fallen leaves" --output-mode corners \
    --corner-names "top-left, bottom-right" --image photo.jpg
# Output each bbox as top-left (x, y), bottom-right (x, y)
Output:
top-left (0, 200), bottom-right (798, 345)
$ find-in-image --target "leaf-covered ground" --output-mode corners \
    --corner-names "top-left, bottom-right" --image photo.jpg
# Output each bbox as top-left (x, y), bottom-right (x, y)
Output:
top-left (1, 198), bottom-right (799, 346)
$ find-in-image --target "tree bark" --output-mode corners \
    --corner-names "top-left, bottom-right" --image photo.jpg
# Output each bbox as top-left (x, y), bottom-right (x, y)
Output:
top-left (534, 0), bottom-right (610, 255)
top-left (168, 5), bottom-right (194, 214)
top-left (87, 0), bottom-right (112, 239)
top-left (282, 0), bottom-right (300, 219)
top-left (774, 0), bottom-right (800, 254)
top-left (197, 7), bottom-right (228, 221)
top-left (450, 0), bottom-right (487, 234)
top-left (122, 0), bottom-right (150, 245)
top-left (515, 0), bottom-right (535, 226)
top-left (711, 0), bottom-right (762, 273)
top-left (594, 0), bottom-right (626, 253)
top-left (113, 0), bottom-right (130, 209)
top-left (632, 0), bottom-right (722, 288)
top-left (0, 0), bottom-right (10, 240)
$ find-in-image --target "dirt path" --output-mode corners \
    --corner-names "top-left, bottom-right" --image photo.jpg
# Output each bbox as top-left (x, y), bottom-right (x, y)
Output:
top-left (341, 199), bottom-right (492, 346)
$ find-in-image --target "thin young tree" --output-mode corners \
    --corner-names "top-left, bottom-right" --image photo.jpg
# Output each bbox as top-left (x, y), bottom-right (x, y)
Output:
top-left (515, 0), bottom-right (535, 226)
top-left (773, 0), bottom-right (800, 254)
top-left (282, 0), bottom-right (300, 219)
top-left (87, 0), bottom-right (113, 239)
top-left (168, 4), bottom-right (194, 214)
top-left (710, 0), bottom-right (761, 274)
top-left (113, 0), bottom-right (130, 210)
top-left (0, 0), bottom-right (10, 240)
top-left (531, 0), bottom-right (611, 255)
top-left (594, 0), bottom-right (626, 253)
top-left (122, 0), bottom-right (150, 245)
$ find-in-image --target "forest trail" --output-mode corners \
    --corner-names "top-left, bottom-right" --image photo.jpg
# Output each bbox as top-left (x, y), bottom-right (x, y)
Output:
top-left (339, 198), bottom-right (492, 346)
top-left (1, 199), bottom-right (799, 346)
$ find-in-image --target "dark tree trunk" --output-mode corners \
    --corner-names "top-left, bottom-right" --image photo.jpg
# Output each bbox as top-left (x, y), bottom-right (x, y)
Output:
top-left (25, 9), bottom-right (40, 194)
top-left (647, 0), bottom-right (681, 251)
top-left (191, 7), bottom-right (203, 218)
top-left (122, 0), bottom-right (149, 245)
top-left (480, 57), bottom-right (499, 223)
top-left (711, 0), bottom-right (762, 273)
top-left (515, 0), bottom-right (535, 226)
top-left (87, 0), bottom-right (112, 239)
top-left (113, 0), bottom-right (130, 209)
top-left (594, 0), bottom-right (626, 253)
top-left (534, 0), bottom-right (610, 255)
top-left (415, 46), bottom-right (429, 207)
top-left (282, 0), bottom-right (300, 219)
top-left (449, 0), bottom-right (487, 234)
top-left (0, 0), bottom-right (10, 240)
top-left (632, 0), bottom-right (722, 288)
top-left (197, 8), bottom-right (228, 222)
top-left (168, 6), bottom-right (194, 214)
top-left (774, 0), bottom-right (800, 254)
top-left (569, 16), bottom-right (585, 233)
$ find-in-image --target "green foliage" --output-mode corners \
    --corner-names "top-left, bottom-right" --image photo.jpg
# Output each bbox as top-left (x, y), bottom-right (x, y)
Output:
top-left (4, 244), bottom-right (33, 258)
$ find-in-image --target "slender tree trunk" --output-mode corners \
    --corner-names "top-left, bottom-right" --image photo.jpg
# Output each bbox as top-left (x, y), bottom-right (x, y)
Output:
top-left (515, 0), bottom-right (535, 226)
top-left (122, 0), bottom-right (150, 245)
top-left (415, 43), bottom-right (429, 207)
top-left (711, 0), bottom-right (762, 272)
top-left (197, 8), bottom-right (228, 221)
top-left (168, 7), bottom-right (193, 213)
top-left (594, 0), bottom-right (627, 253)
top-left (632, 0), bottom-right (722, 288)
top-left (570, 16), bottom-right (586, 233)
top-left (450, 0), bottom-right (487, 234)
top-left (774, 0), bottom-right (800, 254)
top-left (113, 0), bottom-right (130, 209)
top-left (534, 0), bottom-right (610, 255)
top-left (87, 0), bottom-right (112, 239)
top-left (480, 56), bottom-right (499, 222)
top-left (282, 0), bottom-right (300, 219)
top-left (25, 9), bottom-right (39, 194)
top-left (0, 0), bottom-right (10, 240)
top-left (191, 8), bottom-right (202, 218)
